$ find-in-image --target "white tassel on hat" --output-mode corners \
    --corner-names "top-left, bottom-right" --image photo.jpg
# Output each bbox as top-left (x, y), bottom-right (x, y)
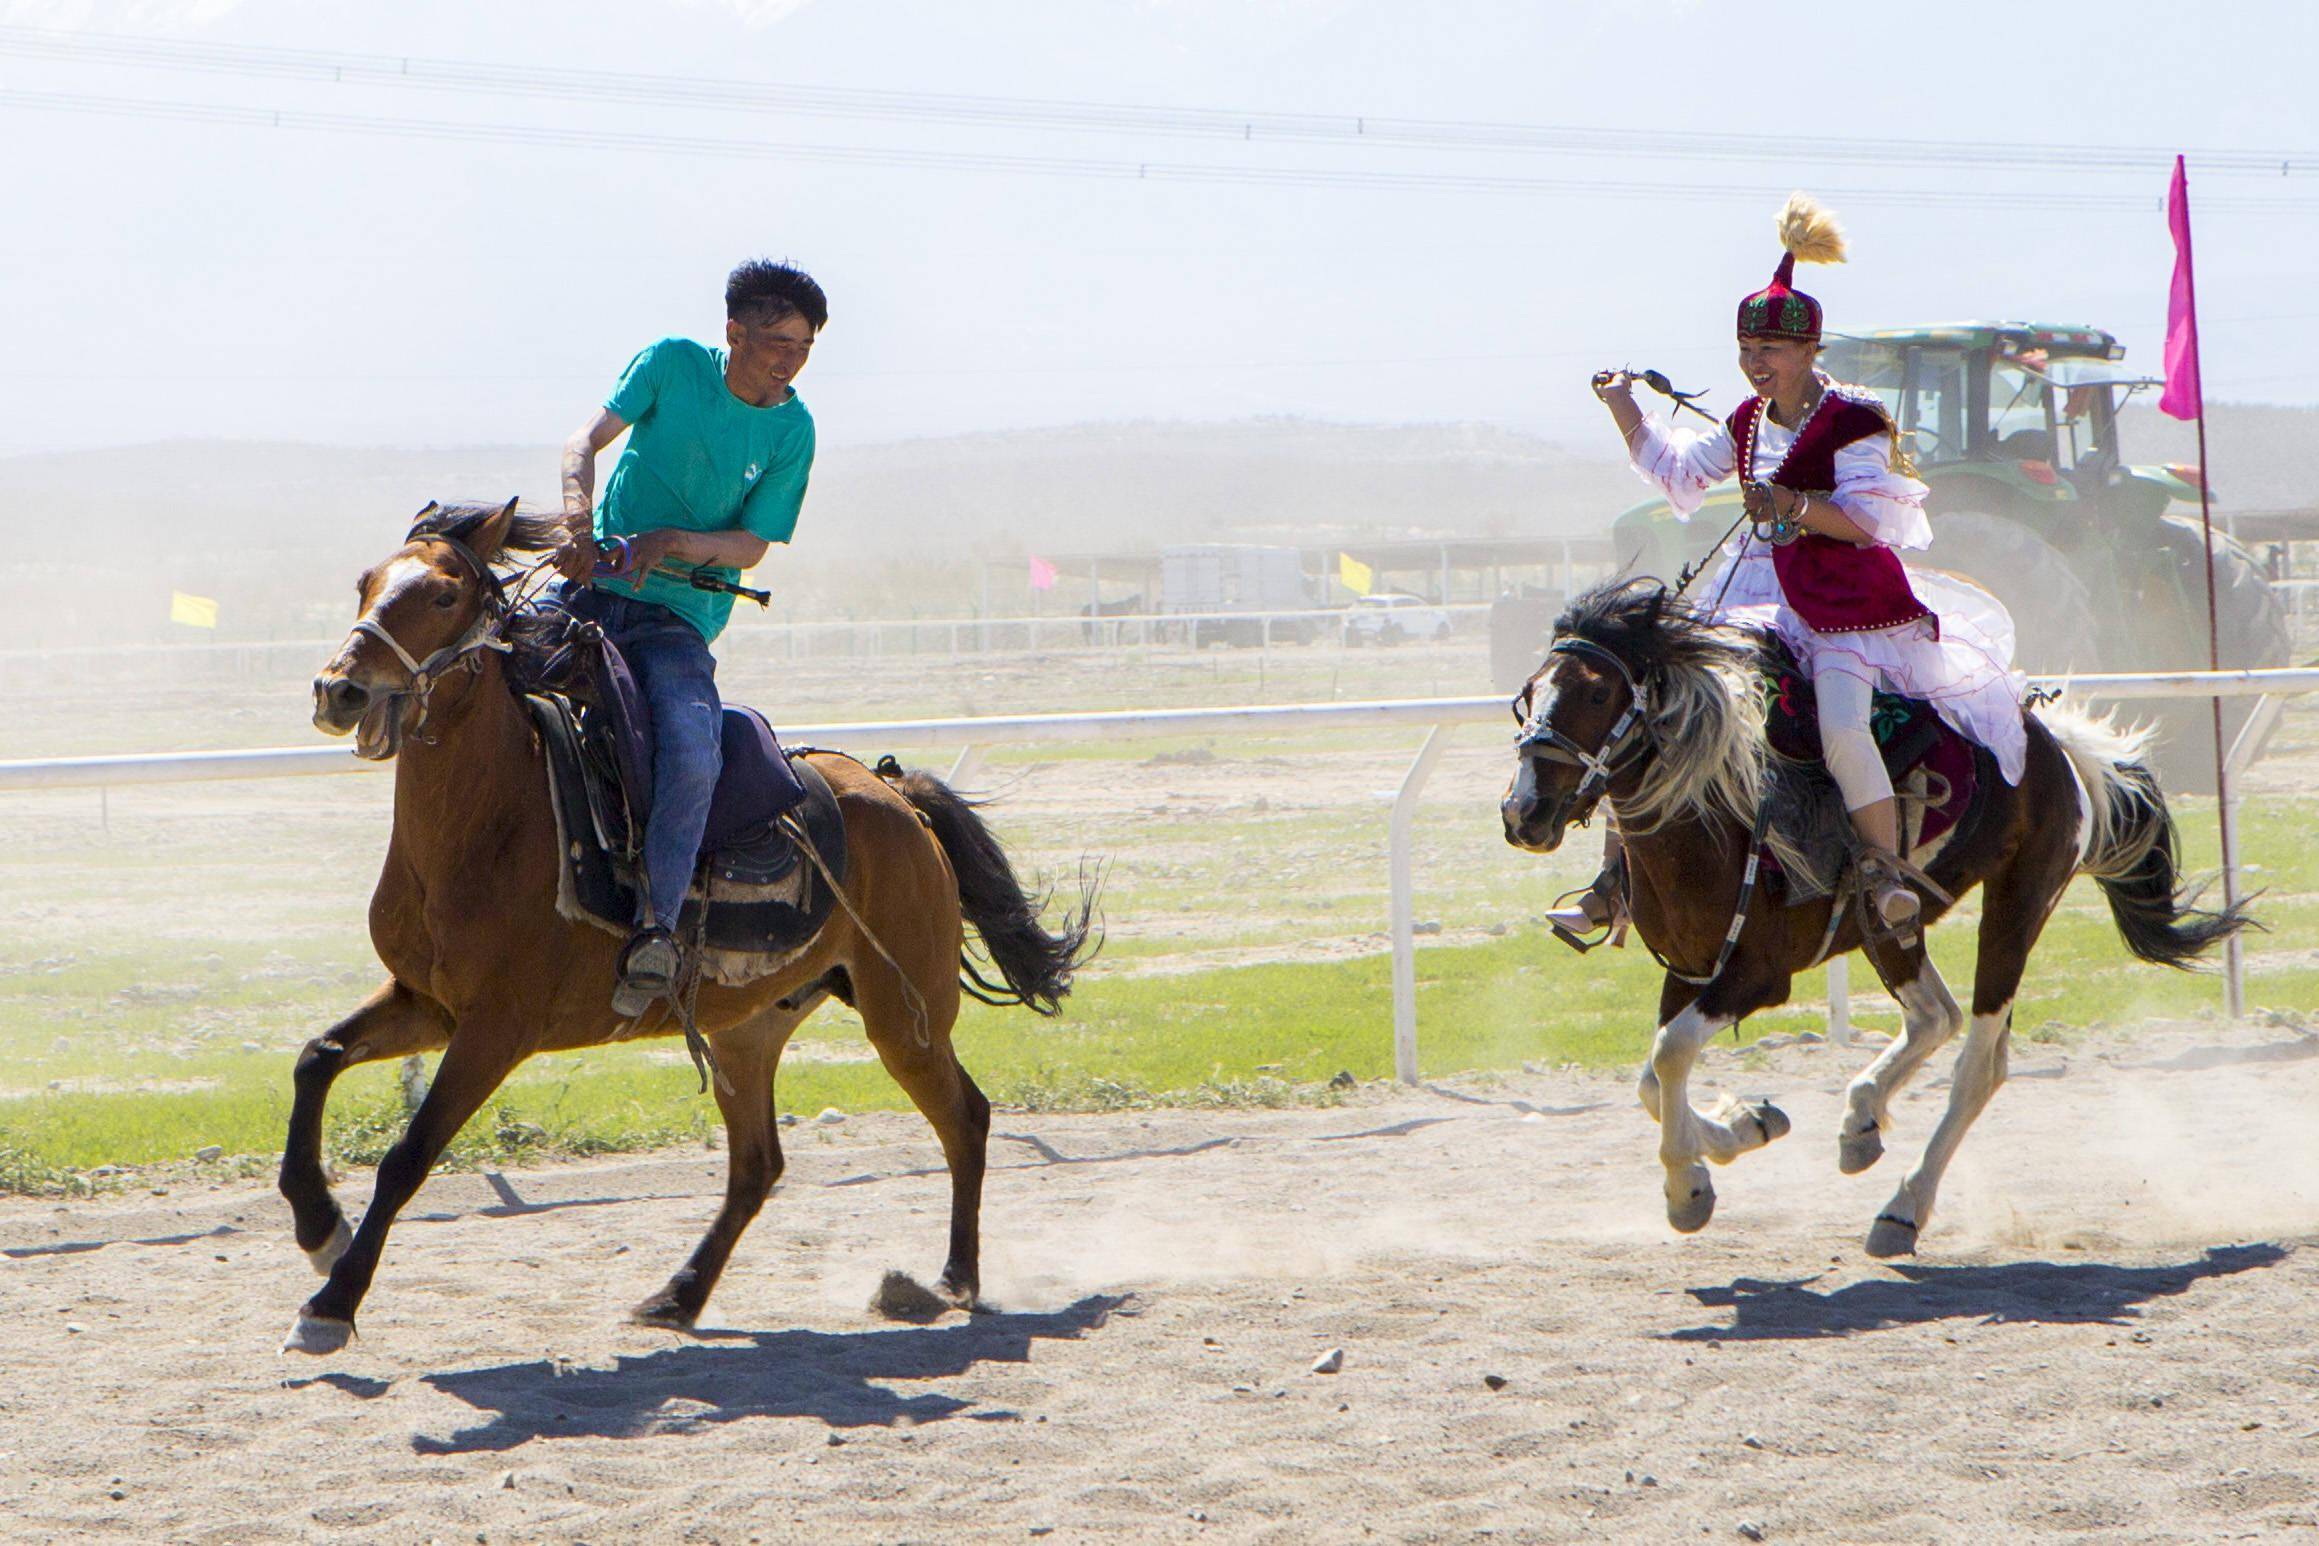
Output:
top-left (1777, 192), bottom-right (1848, 266)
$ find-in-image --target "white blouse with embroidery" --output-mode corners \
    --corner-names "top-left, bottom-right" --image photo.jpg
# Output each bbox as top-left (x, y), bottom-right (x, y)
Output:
top-left (1622, 378), bottom-right (2028, 782)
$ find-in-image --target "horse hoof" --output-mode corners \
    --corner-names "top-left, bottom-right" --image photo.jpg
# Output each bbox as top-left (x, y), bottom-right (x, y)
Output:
top-left (281, 1312), bottom-right (355, 1356)
top-left (304, 1216), bottom-right (353, 1277)
top-left (1749, 1102), bottom-right (1791, 1146)
top-left (1865, 1213), bottom-right (1921, 1259)
top-left (1838, 1125), bottom-right (1885, 1175)
top-left (1666, 1169), bottom-right (1716, 1234)
top-left (629, 1295), bottom-right (697, 1332)
top-left (939, 1275), bottom-right (985, 1313)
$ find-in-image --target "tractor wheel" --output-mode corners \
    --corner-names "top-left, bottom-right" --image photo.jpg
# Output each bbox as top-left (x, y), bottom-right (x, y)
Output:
top-left (1919, 511), bottom-right (2104, 674)
top-left (2120, 517), bottom-right (2293, 796)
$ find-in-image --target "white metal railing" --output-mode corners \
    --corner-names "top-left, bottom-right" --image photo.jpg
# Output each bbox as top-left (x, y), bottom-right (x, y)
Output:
top-left (4, 667), bottom-right (2314, 1082)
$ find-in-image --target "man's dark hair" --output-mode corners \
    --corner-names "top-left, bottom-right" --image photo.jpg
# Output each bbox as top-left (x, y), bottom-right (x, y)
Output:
top-left (726, 260), bottom-right (828, 331)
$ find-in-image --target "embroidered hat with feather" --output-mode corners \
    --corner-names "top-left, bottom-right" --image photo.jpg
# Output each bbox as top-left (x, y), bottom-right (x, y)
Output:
top-left (1737, 193), bottom-right (1847, 340)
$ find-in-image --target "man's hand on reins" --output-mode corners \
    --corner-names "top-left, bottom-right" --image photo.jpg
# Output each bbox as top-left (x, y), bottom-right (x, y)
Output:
top-left (550, 519), bottom-right (599, 584)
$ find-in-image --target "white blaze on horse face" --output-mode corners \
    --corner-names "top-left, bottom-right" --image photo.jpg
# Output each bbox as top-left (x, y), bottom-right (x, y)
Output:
top-left (1505, 751), bottom-right (1540, 818)
top-left (368, 556), bottom-right (436, 620)
top-left (332, 555), bottom-right (434, 680)
top-left (1504, 678), bottom-right (1559, 827)
top-left (1519, 677), bottom-right (1560, 743)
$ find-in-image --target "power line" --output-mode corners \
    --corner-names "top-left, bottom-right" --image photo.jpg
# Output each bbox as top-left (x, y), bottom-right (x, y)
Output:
top-left (8, 86), bottom-right (2319, 215)
top-left (4, 23), bottom-right (2315, 180)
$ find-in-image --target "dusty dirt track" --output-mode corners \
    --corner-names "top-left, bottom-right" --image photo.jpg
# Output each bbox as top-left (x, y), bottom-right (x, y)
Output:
top-left (5, 1022), bottom-right (2319, 1545)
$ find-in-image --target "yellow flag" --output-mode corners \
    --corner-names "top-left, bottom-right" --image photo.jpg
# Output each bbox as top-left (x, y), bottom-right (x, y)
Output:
top-left (169, 591), bottom-right (219, 629)
top-left (1337, 552), bottom-right (1373, 597)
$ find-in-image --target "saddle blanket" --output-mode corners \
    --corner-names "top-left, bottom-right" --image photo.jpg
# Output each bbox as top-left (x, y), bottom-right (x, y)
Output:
top-left (1753, 638), bottom-right (1989, 903)
top-left (525, 692), bottom-right (848, 987)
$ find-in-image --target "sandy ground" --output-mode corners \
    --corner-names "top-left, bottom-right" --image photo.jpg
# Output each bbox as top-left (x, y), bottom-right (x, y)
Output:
top-left (5, 1022), bottom-right (2319, 1545)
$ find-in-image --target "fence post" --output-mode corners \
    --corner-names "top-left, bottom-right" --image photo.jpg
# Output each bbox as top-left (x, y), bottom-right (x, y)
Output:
top-left (1825, 954), bottom-right (1851, 1045)
top-left (2219, 693), bottom-right (2282, 1018)
top-left (1390, 725), bottom-right (1454, 1085)
top-left (400, 1053), bottom-right (429, 1113)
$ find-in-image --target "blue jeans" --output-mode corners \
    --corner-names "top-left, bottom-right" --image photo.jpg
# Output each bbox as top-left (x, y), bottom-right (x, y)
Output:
top-left (557, 583), bottom-right (722, 930)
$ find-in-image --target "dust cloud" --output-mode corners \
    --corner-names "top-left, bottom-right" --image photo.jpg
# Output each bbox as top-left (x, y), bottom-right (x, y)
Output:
top-left (0, 421), bottom-right (1641, 660)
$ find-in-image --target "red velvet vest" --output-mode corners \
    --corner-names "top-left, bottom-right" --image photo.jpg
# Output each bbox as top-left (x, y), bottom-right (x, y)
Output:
top-left (1726, 392), bottom-right (1934, 637)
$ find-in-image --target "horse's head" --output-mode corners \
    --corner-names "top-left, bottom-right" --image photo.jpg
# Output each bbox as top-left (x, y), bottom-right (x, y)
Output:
top-left (313, 499), bottom-right (522, 760)
top-left (1500, 581), bottom-right (1672, 852)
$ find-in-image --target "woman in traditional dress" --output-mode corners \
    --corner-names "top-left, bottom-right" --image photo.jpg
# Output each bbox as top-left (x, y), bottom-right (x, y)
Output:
top-left (1546, 193), bottom-right (2027, 948)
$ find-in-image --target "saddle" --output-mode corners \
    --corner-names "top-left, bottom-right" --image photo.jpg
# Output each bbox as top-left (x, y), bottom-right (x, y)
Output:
top-left (511, 600), bottom-right (847, 987)
top-left (1753, 636), bottom-right (1991, 901)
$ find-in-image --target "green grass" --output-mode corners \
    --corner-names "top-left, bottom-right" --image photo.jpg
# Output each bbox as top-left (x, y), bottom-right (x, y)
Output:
top-left (3, 714), bottom-right (2313, 1193)
top-left (3, 861), bottom-right (2310, 1191)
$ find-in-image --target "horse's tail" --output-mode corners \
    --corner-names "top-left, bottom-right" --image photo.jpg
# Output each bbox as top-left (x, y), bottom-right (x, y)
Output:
top-left (2042, 703), bottom-right (2254, 970)
top-left (881, 764), bottom-right (1102, 1015)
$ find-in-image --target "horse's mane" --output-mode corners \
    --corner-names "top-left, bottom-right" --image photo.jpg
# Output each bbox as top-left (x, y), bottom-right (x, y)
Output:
top-left (408, 500), bottom-right (568, 565)
top-left (1553, 579), bottom-right (1798, 868)
top-left (403, 501), bottom-right (584, 688)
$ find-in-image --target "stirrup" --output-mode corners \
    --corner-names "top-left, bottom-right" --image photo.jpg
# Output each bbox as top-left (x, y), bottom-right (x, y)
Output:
top-left (1546, 868), bottom-right (1629, 955)
top-left (612, 926), bottom-right (681, 1018)
top-left (1855, 851), bottom-right (1949, 954)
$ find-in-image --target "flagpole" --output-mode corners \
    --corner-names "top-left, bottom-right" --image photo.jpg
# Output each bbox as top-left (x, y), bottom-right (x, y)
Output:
top-left (2173, 156), bottom-right (2244, 1017)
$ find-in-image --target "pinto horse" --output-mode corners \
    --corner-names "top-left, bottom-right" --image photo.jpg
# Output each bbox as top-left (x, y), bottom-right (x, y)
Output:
top-left (1500, 580), bottom-right (2246, 1255)
top-left (285, 500), bottom-right (1096, 1353)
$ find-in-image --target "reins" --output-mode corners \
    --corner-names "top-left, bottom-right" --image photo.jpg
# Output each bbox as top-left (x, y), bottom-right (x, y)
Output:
top-left (1675, 509), bottom-right (1752, 606)
top-left (1648, 797), bottom-right (1775, 989)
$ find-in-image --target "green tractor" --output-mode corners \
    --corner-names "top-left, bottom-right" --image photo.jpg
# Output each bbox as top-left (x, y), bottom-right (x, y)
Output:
top-left (1608, 322), bottom-right (2291, 793)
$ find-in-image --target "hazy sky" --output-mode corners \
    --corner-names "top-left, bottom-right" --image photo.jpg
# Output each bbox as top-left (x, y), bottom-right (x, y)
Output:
top-left (4, 0), bottom-right (2315, 457)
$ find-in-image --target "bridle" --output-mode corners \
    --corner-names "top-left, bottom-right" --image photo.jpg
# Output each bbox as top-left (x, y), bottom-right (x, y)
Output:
top-left (1512, 630), bottom-right (1777, 992)
top-left (1511, 636), bottom-right (1658, 826)
top-left (339, 531), bottom-right (519, 749)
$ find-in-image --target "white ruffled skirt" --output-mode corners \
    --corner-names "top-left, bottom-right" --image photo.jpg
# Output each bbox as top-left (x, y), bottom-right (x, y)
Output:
top-left (1705, 545), bottom-right (2029, 783)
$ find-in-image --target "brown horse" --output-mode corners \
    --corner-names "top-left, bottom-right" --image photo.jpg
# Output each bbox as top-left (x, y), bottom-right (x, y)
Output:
top-left (284, 500), bottom-right (1096, 1354)
top-left (1500, 580), bottom-right (2247, 1255)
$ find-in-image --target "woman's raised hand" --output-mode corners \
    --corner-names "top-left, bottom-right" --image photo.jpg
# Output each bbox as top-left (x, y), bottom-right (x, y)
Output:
top-left (1591, 368), bottom-right (1636, 403)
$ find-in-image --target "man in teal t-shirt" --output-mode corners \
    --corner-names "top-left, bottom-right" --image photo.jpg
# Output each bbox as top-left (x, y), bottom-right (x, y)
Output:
top-left (550, 259), bottom-right (823, 1016)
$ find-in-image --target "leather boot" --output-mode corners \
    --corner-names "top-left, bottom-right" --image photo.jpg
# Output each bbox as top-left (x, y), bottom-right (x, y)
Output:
top-left (612, 926), bottom-right (681, 1018)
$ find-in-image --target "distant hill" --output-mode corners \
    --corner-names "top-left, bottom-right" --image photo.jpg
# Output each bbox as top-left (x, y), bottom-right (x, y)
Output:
top-left (0, 420), bottom-right (1644, 647)
top-left (2114, 403), bottom-right (2319, 514)
top-left (4, 404), bottom-right (2307, 649)
top-left (816, 419), bottom-right (1646, 551)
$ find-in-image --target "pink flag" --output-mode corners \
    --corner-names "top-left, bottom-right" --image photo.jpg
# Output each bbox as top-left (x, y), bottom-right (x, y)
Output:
top-left (2160, 155), bottom-right (2202, 422)
top-left (1027, 554), bottom-right (1058, 591)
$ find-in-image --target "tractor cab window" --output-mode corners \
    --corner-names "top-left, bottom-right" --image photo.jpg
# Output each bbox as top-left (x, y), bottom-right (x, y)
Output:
top-left (1821, 337), bottom-right (1905, 420)
top-left (1901, 347), bottom-right (1969, 468)
top-left (1987, 361), bottom-right (2059, 467)
top-left (2039, 358), bottom-right (2125, 483)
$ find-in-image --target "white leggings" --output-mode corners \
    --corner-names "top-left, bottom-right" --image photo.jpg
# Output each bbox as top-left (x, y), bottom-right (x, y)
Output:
top-left (1813, 658), bottom-right (1895, 813)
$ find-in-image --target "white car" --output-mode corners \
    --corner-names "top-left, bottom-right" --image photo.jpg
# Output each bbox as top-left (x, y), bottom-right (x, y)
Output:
top-left (1342, 593), bottom-right (1453, 644)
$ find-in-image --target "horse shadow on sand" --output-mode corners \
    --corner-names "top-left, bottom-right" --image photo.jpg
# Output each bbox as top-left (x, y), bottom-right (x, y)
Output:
top-left (408, 1293), bottom-right (1125, 1454)
top-left (1668, 1243), bottom-right (2288, 1342)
